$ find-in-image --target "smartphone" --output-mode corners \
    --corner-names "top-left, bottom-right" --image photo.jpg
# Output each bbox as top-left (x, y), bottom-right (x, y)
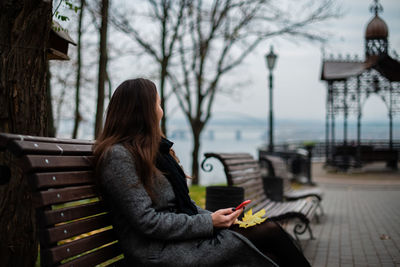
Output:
top-left (235, 200), bottom-right (251, 210)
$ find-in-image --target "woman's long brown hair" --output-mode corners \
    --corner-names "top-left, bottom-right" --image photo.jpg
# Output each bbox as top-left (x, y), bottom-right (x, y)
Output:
top-left (93, 78), bottom-right (161, 194)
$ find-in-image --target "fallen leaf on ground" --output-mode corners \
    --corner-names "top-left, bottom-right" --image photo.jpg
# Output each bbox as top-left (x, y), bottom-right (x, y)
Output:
top-left (380, 234), bottom-right (390, 240)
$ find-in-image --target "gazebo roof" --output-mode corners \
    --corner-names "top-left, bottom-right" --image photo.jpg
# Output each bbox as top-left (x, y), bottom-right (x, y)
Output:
top-left (321, 55), bottom-right (400, 82)
top-left (365, 15), bottom-right (388, 39)
top-left (372, 55), bottom-right (400, 82)
top-left (320, 60), bottom-right (365, 81)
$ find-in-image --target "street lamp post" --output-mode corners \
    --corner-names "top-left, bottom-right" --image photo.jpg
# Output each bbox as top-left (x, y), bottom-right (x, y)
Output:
top-left (265, 45), bottom-right (278, 152)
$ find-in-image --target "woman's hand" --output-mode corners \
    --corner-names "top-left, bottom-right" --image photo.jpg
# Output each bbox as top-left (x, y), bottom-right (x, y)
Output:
top-left (211, 208), bottom-right (243, 228)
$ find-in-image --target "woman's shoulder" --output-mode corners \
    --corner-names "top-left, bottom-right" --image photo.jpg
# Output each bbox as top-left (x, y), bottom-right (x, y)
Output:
top-left (100, 144), bottom-right (137, 180)
top-left (105, 143), bottom-right (134, 163)
top-left (109, 143), bottom-right (128, 153)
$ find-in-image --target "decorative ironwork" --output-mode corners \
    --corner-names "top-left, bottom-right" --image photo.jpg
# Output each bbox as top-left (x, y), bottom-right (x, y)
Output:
top-left (200, 157), bottom-right (214, 172)
top-left (321, 0), bottom-right (399, 169)
top-left (366, 39), bottom-right (388, 57)
top-left (370, 0), bottom-right (383, 16)
top-left (293, 221), bottom-right (315, 244)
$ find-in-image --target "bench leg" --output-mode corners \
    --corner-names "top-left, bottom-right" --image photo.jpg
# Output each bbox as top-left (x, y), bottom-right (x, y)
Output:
top-left (317, 202), bottom-right (324, 217)
top-left (313, 202), bottom-right (324, 224)
top-left (314, 213), bottom-right (320, 224)
top-left (293, 222), bottom-right (315, 244)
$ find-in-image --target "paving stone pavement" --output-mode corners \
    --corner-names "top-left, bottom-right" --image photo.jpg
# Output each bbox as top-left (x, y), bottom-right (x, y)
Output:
top-left (299, 183), bottom-right (400, 267)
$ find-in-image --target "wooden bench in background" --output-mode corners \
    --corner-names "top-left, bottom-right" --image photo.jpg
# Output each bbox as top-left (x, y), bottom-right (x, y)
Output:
top-left (201, 152), bottom-right (319, 243)
top-left (332, 145), bottom-right (398, 170)
top-left (0, 133), bottom-right (125, 267)
top-left (259, 154), bottom-right (324, 216)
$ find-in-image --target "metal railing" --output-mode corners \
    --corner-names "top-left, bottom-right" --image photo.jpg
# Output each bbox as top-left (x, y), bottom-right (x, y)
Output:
top-left (259, 140), bottom-right (400, 159)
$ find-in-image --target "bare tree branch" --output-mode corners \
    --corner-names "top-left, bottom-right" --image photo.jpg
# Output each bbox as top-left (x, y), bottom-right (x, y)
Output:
top-left (109, 0), bottom-right (188, 134)
top-left (170, 0), bottom-right (340, 183)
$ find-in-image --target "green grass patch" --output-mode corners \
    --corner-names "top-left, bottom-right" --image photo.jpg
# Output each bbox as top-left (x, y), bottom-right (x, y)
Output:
top-left (189, 185), bottom-right (206, 209)
top-left (189, 183), bottom-right (227, 209)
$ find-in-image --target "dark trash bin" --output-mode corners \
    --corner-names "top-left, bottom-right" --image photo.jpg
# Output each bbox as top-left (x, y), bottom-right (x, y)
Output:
top-left (262, 177), bottom-right (283, 202)
top-left (205, 186), bottom-right (244, 212)
top-left (290, 157), bottom-right (303, 175)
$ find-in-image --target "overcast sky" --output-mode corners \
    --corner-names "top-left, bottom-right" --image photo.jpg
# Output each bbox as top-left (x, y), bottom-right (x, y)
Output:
top-left (55, 0), bottom-right (400, 129)
top-left (190, 0), bottom-right (400, 123)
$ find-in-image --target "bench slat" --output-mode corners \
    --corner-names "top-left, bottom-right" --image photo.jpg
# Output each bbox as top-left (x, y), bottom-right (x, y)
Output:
top-left (261, 155), bottom-right (291, 179)
top-left (204, 153), bottom-right (254, 160)
top-left (224, 158), bottom-right (258, 166)
top-left (58, 242), bottom-right (123, 267)
top-left (226, 163), bottom-right (259, 172)
top-left (249, 199), bottom-right (273, 213)
top-left (231, 174), bottom-right (262, 186)
top-left (42, 229), bottom-right (118, 265)
top-left (9, 140), bottom-right (93, 157)
top-left (230, 170), bottom-right (260, 178)
top-left (243, 184), bottom-right (265, 200)
top-left (41, 213), bottom-right (111, 245)
top-left (38, 201), bottom-right (105, 226)
top-left (30, 171), bottom-right (94, 189)
top-left (285, 188), bottom-right (323, 201)
top-left (0, 133), bottom-right (94, 147)
top-left (22, 155), bottom-right (93, 172)
top-left (245, 190), bottom-right (266, 205)
top-left (263, 201), bottom-right (277, 213)
top-left (272, 201), bottom-right (303, 216)
top-left (300, 201), bottom-right (314, 217)
top-left (34, 185), bottom-right (97, 207)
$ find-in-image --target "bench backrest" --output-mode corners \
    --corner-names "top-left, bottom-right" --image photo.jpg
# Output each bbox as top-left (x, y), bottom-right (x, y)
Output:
top-left (0, 133), bottom-right (124, 267)
top-left (202, 153), bottom-right (269, 211)
top-left (259, 155), bottom-right (292, 191)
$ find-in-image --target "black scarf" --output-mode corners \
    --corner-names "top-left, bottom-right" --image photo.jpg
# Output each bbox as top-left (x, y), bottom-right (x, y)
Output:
top-left (156, 138), bottom-right (198, 215)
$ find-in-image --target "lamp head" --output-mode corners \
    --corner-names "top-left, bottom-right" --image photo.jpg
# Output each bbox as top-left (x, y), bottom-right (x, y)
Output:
top-left (265, 45), bottom-right (277, 71)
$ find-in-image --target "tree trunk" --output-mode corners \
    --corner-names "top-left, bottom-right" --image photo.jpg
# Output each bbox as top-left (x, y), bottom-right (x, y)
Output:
top-left (47, 64), bottom-right (56, 137)
top-left (72, 0), bottom-right (85, 139)
top-left (160, 59), bottom-right (168, 135)
top-left (0, 0), bottom-right (52, 266)
top-left (94, 0), bottom-right (109, 138)
top-left (190, 121), bottom-right (203, 185)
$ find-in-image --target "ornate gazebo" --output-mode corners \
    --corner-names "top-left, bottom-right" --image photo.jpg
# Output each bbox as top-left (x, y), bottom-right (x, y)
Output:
top-left (320, 0), bottom-right (400, 169)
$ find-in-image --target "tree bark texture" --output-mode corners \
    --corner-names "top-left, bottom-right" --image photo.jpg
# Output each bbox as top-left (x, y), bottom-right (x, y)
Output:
top-left (94, 0), bottom-right (109, 138)
top-left (47, 64), bottom-right (56, 137)
top-left (160, 59), bottom-right (168, 136)
top-left (0, 0), bottom-right (52, 266)
top-left (190, 120), bottom-right (204, 185)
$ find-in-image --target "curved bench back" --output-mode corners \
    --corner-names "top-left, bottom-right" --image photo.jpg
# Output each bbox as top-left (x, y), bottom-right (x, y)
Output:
top-left (0, 133), bottom-right (125, 267)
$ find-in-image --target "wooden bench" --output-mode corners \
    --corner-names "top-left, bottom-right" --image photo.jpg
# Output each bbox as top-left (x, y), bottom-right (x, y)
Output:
top-left (332, 145), bottom-right (398, 170)
top-left (259, 154), bottom-right (324, 216)
top-left (0, 133), bottom-right (125, 267)
top-left (201, 152), bottom-right (319, 243)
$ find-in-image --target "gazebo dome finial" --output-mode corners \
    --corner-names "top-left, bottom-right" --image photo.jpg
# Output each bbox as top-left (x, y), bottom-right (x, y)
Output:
top-left (370, 0), bottom-right (383, 16)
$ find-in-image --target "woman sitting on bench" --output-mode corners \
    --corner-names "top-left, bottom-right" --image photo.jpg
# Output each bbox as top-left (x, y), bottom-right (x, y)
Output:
top-left (94, 78), bottom-right (310, 266)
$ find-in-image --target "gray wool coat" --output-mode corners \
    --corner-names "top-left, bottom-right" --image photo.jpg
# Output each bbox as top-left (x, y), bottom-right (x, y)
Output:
top-left (99, 144), bottom-right (278, 267)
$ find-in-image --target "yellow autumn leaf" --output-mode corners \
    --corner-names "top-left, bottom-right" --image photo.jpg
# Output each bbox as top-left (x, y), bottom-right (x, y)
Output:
top-left (234, 208), bottom-right (267, 228)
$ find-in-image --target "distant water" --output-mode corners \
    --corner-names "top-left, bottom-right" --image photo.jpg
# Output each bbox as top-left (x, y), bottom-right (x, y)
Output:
top-left (57, 118), bottom-right (399, 186)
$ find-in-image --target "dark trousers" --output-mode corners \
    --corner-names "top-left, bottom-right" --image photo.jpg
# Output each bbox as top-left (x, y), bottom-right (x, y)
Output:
top-left (231, 221), bottom-right (311, 267)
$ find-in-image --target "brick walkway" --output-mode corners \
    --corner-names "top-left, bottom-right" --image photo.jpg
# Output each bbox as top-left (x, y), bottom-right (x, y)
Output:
top-left (298, 165), bottom-right (400, 267)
